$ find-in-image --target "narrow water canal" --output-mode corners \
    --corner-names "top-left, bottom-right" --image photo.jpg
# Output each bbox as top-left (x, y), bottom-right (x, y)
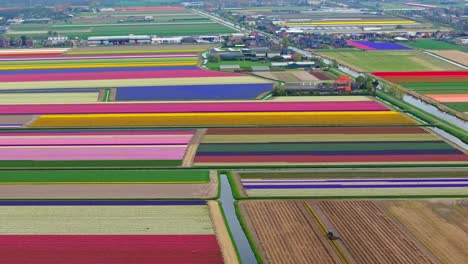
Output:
top-left (218, 174), bottom-right (257, 264)
top-left (403, 95), bottom-right (467, 131)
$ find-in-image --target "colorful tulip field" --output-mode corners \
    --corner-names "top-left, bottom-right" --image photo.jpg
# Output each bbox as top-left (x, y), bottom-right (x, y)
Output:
top-left (0, 129), bottom-right (196, 168)
top-left (0, 51), bottom-right (272, 103)
top-left (0, 200), bottom-right (225, 264)
top-left (26, 102), bottom-right (414, 128)
top-left (0, 42), bottom-right (467, 264)
top-left (194, 126), bottom-right (467, 166)
top-left (373, 71), bottom-right (468, 114)
top-left (236, 170), bottom-right (468, 198)
top-left (347, 40), bottom-right (412, 50)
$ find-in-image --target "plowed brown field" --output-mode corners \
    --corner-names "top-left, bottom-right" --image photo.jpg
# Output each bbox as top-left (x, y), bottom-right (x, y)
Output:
top-left (382, 200), bottom-right (468, 264)
top-left (240, 200), bottom-right (341, 264)
top-left (431, 50), bottom-right (468, 66)
top-left (317, 200), bottom-right (439, 264)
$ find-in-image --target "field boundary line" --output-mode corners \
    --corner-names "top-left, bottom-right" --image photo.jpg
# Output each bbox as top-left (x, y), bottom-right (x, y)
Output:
top-left (182, 128), bottom-right (206, 167)
top-left (306, 203), bottom-right (352, 264)
top-left (23, 115), bottom-right (40, 128)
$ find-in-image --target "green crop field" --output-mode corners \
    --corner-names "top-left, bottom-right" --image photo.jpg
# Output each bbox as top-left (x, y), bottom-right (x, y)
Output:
top-left (7, 23), bottom-right (235, 38)
top-left (0, 169), bottom-right (210, 183)
top-left (443, 102), bottom-right (468, 113)
top-left (318, 50), bottom-right (463, 72)
top-left (402, 82), bottom-right (468, 94)
top-left (398, 39), bottom-right (467, 50)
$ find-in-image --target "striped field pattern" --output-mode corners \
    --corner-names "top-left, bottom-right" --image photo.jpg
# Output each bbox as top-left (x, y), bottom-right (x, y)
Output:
top-left (0, 129), bottom-right (195, 167)
top-left (242, 177), bottom-right (468, 197)
top-left (6, 99), bottom-right (414, 128)
top-left (347, 41), bottom-right (412, 50)
top-left (0, 200), bottom-right (223, 263)
top-left (194, 127), bottom-right (468, 166)
top-left (0, 51), bottom-right (273, 101)
top-left (373, 71), bottom-right (468, 114)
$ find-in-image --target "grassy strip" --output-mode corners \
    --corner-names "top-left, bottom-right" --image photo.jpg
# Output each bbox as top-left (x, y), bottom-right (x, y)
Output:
top-left (234, 201), bottom-right (264, 264)
top-left (0, 169), bottom-right (209, 183)
top-left (376, 91), bottom-right (467, 142)
top-left (0, 160), bottom-right (181, 169)
top-left (217, 201), bottom-right (242, 264)
top-left (238, 170), bottom-right (468, 179)
top-left (218, 170), bottom-right (243, 200)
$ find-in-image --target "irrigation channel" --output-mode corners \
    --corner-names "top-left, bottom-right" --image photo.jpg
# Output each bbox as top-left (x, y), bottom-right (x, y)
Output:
top-left (218, 174), bottom-right (257, 264)
top-left (404, 95), bottom-right (467, 131)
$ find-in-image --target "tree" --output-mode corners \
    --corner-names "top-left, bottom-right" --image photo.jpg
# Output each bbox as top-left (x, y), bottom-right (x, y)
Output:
top-left (270, 55), bottom-right (284, 62)
top-left (281, 36), bottom-right (290, 49)
top-left (213, 54), bottom-right (222, 63)
top-left (292, 53), bottom-right (302, 62)
top-left (331, 59), bottom-right (338, 68)
top-left (20, 35), bottom-right (27, 46)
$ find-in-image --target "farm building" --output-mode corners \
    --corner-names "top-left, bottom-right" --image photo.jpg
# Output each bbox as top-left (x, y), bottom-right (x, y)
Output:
top-left (272, 61), bottom-right (315, 69)
top-left (220, 65), bottom-right (240, 71)
top-left (252, 66), bottom-right (270, 72)
top-left (195, 35), bottom-right (222, 43)
top-left (88, 35), bottom-right (151, 45)
top-left (152, 37), bottom-right (184, 44)
top-left (47, 36), bottom-right (69, 45)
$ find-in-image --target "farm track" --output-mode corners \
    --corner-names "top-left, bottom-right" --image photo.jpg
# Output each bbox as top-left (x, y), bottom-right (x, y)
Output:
top-left (241, 200), bottom-right (341, 264)
top-left (208, 201), bottom-right (239, 264)
top-left (317, 200), bottom-right (439, 264)
top-left (182, 128), bottom-right (207, 167)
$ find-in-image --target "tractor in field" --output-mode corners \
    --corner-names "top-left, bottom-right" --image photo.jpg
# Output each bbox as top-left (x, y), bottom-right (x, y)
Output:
top-left (327, 229), bottom-right (339, 240)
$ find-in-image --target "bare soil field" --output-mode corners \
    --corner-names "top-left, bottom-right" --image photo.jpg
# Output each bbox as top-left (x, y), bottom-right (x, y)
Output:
top-left (239, 200), bottom-right (342, 264)
top-left (291, 71), bottom-right (320, 81)
top-left (381, 199), bottom-right (468, 264)
top-left (316, 200), bottom-right (439, 264)
top-left (0, 114), bottom-right (37, 126)
top-left (255, 71), bottom-right (319, 82)
top-left (309, 71), bottom-right (337, 80)
top-left (430, 50), bottom-right (468, 66)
